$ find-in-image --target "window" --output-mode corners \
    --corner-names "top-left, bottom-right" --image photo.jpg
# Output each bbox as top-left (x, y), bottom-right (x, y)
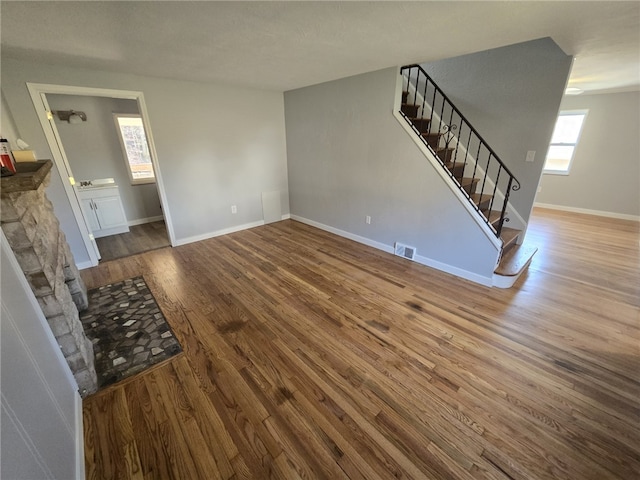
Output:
top-left (114, 114), bottom-right (155, 185)
top-left (543, 111), bottom-right (587, 175)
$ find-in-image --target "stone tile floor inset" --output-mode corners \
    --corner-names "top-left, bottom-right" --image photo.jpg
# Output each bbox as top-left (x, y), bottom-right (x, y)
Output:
top-left (79, 276), bottom-right (182, 390)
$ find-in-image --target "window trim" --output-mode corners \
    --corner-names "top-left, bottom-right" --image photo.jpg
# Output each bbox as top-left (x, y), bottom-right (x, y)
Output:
top-left (113, 113), bottom-right (156, 185)
top-left (543, 109), bottom-right (588, 175)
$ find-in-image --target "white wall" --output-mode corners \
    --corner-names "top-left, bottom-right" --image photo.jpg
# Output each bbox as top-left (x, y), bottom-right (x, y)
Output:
top-left (48, 94), bottom-right (163, 223)
top-left (421, 37), bottom-right (573, 224)
top-left (1, 232), bottom-right (83, 480)
top-left (285, 67), bottom-right (500, 283)
top-left (536, 91), bottom-right (640, 218)
top-left (1, 56), bottom-right (290, 262)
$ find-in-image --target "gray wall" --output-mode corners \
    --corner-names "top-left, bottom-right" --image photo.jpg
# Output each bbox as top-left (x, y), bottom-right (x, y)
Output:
top-left (285, 67), bottom-right (500, 281)
top-left (1, 57), bottom-right (290, 265)
top-left (2, 87), bottom-right (90, 263)
top-left (1, 90), bottom-right (21, 141)
top-left (1, 233), bottom-right (81, 480)
top-left (48, 94), bottom-right (163, 223)
top-left (537, 91), bottom-right (640, 217)
top-left (421, 37), bottom-right (573, 223)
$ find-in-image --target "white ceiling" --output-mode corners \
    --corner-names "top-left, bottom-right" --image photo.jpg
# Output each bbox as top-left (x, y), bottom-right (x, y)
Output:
top-left (2, 1), bottom-right (639, 94)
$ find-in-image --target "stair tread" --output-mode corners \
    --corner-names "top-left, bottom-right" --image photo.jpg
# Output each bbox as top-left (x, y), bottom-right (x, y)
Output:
top-left (458, 177), bottom-right (479, 189)
top-left (495, 243), bottom-right (538, 276)
top-left (500, 227), bottom-right (520, 250)
top-left (469, 193), bottom-right (492, 204)
top-left (484, 210), bottom-right (503, 225)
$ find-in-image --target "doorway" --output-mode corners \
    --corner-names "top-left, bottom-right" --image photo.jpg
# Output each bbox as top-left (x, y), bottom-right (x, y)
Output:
top-left (27, 83), bottom-right (175, 266)
top-left (47, 93), bottom-right (170, 261)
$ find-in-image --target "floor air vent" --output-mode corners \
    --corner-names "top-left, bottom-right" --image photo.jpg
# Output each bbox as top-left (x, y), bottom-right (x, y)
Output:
top-left (394, 242), bottom-right (416, 261)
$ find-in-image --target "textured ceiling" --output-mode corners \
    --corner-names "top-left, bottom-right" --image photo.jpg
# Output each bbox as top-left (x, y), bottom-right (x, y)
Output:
top-left (2, 1), bottom-right (639, 93)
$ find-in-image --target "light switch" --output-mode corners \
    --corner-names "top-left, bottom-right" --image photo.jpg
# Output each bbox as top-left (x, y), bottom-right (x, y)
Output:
top-left (526, 150), bottom-right (536, 162)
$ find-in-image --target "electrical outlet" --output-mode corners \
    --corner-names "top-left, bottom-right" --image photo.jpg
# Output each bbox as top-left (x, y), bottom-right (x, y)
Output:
top-left (526, 150), bottom-right (536, 162)
top-left (365, 215), bottom-right (371, 224)
top-left (537, 186), bottom-right (542, 193)
top-left (231, 205), bottom-right (237, 214)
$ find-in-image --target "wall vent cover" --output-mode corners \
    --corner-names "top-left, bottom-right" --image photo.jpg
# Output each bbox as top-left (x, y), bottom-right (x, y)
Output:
top-left (394, 242), bottom-right (416, 261)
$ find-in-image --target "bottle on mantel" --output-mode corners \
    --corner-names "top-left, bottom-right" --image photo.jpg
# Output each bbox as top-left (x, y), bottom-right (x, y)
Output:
top-left (0, 138), bottom-right (17, 176)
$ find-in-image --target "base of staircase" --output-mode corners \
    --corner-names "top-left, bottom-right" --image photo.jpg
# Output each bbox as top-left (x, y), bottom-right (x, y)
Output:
top-left (492, 243), bottom-right (538, 288)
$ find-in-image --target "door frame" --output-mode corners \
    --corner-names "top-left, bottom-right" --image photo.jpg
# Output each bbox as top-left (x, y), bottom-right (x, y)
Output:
top-left (26, 83), bottom-right (175, 267)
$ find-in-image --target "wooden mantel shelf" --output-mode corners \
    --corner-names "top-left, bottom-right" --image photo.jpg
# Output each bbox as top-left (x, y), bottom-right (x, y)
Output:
top-left (1, 160), bottom-right (53, 195)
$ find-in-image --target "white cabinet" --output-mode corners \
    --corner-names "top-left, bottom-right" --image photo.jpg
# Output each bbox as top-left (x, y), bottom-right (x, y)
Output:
top-left (77, 186), bottom-right (129, 238)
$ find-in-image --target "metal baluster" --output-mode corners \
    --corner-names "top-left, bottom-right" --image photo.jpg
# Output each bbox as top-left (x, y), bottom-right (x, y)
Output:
top-left (413, 67), bottom-right (419, 107)
top-left (478, 151), bottom-right (491, 211)
top-left (421, 72), bottom-right (429, 131)
top-left (446, 107), bottom-right (456, 175)
top-left (497, 178), bottom-right (514, 237)
top-left (399, 65), bottom-right (520, 239)
top-left (488, 165), bottom-right (502, 217)
top-left (430, 81), bottom-right (437, 139)
top-left (462, 123), bottom-right (472, 176)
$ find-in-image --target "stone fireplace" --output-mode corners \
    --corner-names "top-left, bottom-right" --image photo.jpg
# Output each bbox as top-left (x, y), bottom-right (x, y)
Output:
top-left (1, 160), bottom-right (98, 396)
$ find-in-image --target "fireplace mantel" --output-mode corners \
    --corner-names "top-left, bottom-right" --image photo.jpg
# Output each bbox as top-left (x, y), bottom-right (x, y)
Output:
top-left (1, 159), bottom-right (53, 193)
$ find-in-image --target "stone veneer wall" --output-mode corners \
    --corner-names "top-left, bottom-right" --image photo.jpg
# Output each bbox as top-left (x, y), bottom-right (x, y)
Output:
top-left (1, 164), bottom-right (97, 396)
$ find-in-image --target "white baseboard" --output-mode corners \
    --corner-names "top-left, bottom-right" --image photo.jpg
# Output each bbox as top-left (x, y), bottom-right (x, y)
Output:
top-left (127, 215), bottom-right (164, 227)
top-left (414, 253), bottom-right (493, 287)
top-left (290, 215), bottom-right (493, 287)
top-left (106, 215), bottom-right (291, 249)
top-left (75, 392), bottom-right (85, 480)
top-left (534, 203), bottom-right (640, 222)
top-left (290, 215), bottom-right (394, 254)
top-left (174, 220), bottom-right (265, 246)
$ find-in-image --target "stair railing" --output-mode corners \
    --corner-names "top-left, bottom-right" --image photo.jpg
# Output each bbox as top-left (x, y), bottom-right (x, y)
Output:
top-left (399, 64), bottom-right (520, 238)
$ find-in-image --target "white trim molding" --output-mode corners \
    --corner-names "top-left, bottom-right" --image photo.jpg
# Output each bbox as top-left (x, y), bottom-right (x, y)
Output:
top-left (25, 82), bottom-right (177, 267)
top-left (534, 203), bottom-right (640, 222)
top-left (75, 393), bottom-right (85, 480)
top-left (127, 215), bottom-right (165, 227)
top-left (290, 215), bottom-right (494, 287)
top-left (173, 220), bottom-right (265, 246)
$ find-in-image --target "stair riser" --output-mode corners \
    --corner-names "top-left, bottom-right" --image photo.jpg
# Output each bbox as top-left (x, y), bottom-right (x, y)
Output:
top-left (401, 104), bottom-right (419, 117)
top-left (410, 118), bottom-right (431, 134)
top-left (421, 134), bottom-right (440, 149)
top-left (437, 149), bottom-right (454, 163)
top-left (462, 181), bottom-right (478, 195)
top-left (447, 164), bottom-right (465, 179)
top-left (476, 198), bottom-right (491, 211)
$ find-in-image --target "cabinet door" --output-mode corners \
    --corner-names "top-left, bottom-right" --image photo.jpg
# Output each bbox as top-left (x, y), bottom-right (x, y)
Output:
top-left (80, 198), bottom-right (100, 232)
top-left (93, 196), bottom-right (127, 230)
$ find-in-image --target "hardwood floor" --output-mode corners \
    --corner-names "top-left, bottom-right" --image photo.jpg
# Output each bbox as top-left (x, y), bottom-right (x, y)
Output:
top-left (81, 208), bottom-right (640, 479)
top-left (95, 220), bottom-right (170, 262)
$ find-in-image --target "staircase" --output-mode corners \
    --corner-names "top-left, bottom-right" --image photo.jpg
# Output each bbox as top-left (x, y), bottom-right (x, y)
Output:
top-left (399, 65), bottom-right (536, 287)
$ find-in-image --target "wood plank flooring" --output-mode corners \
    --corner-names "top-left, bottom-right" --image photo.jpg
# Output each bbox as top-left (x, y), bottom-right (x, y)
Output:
top-left (81, 208), bottom-right (640, 479)
top-left (96, 220), bottom-right (170, 262)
